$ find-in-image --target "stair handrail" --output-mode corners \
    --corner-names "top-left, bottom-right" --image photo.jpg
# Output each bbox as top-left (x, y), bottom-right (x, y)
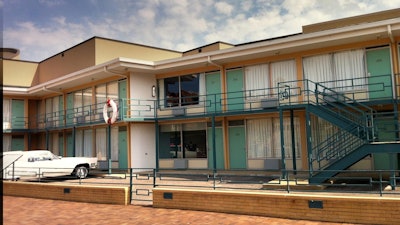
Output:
top-left (312, 81), bottom-right (376, 141)
top-left (311, 125), bottom-right (368, 170)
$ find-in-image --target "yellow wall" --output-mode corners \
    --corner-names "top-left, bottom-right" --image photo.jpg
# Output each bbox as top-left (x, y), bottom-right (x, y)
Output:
top-left (3, 181), bottom-right (130, 205)
top-left (94, 38), bottom-right (182, 64)
top-left (3, 60), bottom-right (38, 87)
top-left (154, 188), bottom-right (400, 225)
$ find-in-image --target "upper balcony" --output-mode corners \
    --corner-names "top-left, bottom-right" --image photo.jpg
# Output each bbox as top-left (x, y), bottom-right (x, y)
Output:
top-left (3, 74), bottom-right (399, 131)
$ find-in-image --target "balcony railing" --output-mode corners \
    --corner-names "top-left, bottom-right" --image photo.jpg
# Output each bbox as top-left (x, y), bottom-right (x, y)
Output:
top-left (3, 74), bottom-right (396, 130)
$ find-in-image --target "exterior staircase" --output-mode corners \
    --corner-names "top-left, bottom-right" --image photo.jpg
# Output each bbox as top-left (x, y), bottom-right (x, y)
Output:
top-left (305, 81), bottom-right (400, 184)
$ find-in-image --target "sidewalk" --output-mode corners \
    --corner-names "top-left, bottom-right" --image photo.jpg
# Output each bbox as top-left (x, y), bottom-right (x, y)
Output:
top-left (3, 196), bottom-right (357, 225)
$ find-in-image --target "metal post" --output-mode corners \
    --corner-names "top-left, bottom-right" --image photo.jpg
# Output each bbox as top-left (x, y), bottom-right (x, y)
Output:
top-left (108, 124), bottom-right (112, 174)
top-left (212, 115), bottom-right (217, 190)
top-left (279, 108), bottom-right (286, 178)
top-left (155, 120), bottom-right (159, 171)
top-left (305, 105), bottom-right (313, 177)
top-left (290, 109), bottom-right (297, 174)
top-left (129, 168), bottom-right (133, 202)
top-left (212, 115), bottom-right (217, 174)
top-left (72, 126), bottom-right (76, 157)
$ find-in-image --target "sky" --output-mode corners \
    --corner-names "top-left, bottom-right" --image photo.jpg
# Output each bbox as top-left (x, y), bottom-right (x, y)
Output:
top-left (2, 0), bottom-right (400, 62)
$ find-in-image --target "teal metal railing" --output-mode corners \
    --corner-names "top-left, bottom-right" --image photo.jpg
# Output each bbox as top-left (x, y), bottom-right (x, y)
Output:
top-left (5, 74), bottom-right (395, 130)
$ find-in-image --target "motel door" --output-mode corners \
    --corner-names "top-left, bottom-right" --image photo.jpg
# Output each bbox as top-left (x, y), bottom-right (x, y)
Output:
top-left (226, 69), bottom-right (244, 111)
top-left (118, 127), bottom-right (128, 169)
top-left (366, 47), bottom-right (393, 99)
top-left (229, 121), bottom-right (247, 169)
top-left (66, 132), bottom-right (74, 157)
top-left (11, 135), bottom-right (24, 151)
top-left (206, 72), bottom-right (222, 113)
top-left (207, 127), bottom-right (224, 170)
top-left (11, 100), bottom-right (24, 129)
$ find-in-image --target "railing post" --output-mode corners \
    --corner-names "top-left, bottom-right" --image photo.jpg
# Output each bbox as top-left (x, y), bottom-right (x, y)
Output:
top-left (379, 172), bottom-right (383, 197)
top-left (153, 168), bottom-right (156, 188)
top-left (129, 168), bottom-right (133, 203)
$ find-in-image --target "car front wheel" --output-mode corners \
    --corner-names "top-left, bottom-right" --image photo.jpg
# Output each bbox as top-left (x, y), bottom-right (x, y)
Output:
top-left (74, 166), bottom-right (88, 179)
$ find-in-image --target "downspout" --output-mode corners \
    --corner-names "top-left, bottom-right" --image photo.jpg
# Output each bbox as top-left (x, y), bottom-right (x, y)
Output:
top-left (104, 66), bottom-right (128, 78)
top-left (207, 56), bottom-right (223, 69)
top-left (387, 25), bottom-right (395, 44)
top-left (42, 86), bottom-right (63, 94)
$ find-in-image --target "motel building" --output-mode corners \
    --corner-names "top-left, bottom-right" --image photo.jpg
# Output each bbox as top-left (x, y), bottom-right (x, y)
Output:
top-left (3, 9), bottom-right (400, 185)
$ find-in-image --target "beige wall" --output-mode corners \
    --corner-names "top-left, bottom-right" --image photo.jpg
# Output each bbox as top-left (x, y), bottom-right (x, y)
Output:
top-left (34, 39), bottom-right (96, 85)
top-left (183, 42), bottom-right (234, 56)
top-left (3, 60), bottom-right (38, 87)
top-left (94, 38), bottom-right (182, 64)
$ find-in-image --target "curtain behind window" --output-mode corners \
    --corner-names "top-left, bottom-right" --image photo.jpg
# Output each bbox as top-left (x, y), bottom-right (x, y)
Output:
top-left (271, 60), bottom-right (297, 88)
top-left (247, 117), bottom-right (300, 159)
top-left (3, 99), bottom-right (10, 128)
top-left (96, 128), bottom-right (107, 160)
top-left (333, 49), bottom-right (366, 91)
top-left (303, 54), bottom-right (334, 91)
top-left (245, 63), bottom-right (269, 100)
top-left (3, 134), bottom-right (11, 151)
top-left (75, 129), bottom-right (83, 157)
top-left (247, 118), bottom-right (272, 158)
top-left (84, 129), bottom-right (93, 157)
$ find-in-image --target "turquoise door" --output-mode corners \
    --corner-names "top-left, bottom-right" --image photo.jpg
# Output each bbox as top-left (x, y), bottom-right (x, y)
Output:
top-left (229, 126), bottom-right (247, 169)
top-left (11, 135), bottom-right (24, 150)
top-left (118, 80), bottom-right (127, 120)
top-left (58, 133), bottom-right (64, 156)
top-left (226, 69), bottom-right (244, 111)
top-left (11, 100), bottom-right (24, 129)
top-left (207, 127), bottom-right (224, 169)
top-left (66, 93), bottom-right (74, 125)
top-left (59, 96), bottom-right (64, 126)
top-left (373, 117), bottom-right (398, 170)
top-left (366, 48), bottom-right (392, 99)
top-left (66, 132), bottom-right (74, 156)
top-left (206, 72), bottom-right (222, 113)
top-left (118, 127), bottom-right (128, 169)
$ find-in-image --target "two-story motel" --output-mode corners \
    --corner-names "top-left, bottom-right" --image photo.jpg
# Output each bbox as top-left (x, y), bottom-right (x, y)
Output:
top-left (3, 8), bottom-right (400, 183)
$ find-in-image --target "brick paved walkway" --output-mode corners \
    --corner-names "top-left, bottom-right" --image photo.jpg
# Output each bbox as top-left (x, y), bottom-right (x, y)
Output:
top-left (3, 196), bottom-right (358, 225)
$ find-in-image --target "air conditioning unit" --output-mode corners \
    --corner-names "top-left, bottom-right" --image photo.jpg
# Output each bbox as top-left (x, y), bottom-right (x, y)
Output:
top-left (261, 98), bottom-right (279, 109)
top-left (264, 159), bottom-right (281, 170)
top-left (172, 108), bottom-right (186, 116)
top-left (323, 92), bottom-right (346, 103)
top-left (173, 159), bottom-right (188, 169)
top-left (98, 161), bottom-right (109, 170)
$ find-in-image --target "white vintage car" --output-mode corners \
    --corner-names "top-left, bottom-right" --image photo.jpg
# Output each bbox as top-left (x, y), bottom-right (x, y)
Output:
top-left (2, 150), bottom-right (98, 179)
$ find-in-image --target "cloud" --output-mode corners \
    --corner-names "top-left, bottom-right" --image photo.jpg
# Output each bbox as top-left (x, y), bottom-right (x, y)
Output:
top-left (3, 0), bottom-right (400, 61)
top-left (4, 19), bottom-right (88, 61)
top-left (38, 0), bottom-right (66, 7)
top-left (215, 1), bottom-right (234, 15)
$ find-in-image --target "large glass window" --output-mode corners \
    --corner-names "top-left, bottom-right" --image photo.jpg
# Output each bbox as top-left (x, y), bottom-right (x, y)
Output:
top-left (159, 122), bottom-right (207, 159)
top-left (45, 96), bottom-right (62, 127)
top-left (161, 74), bottom-right (201, 107)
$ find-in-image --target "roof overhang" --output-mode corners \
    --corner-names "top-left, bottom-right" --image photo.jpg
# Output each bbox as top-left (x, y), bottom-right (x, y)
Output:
top-left (4, 18), bottom-right (400, 97)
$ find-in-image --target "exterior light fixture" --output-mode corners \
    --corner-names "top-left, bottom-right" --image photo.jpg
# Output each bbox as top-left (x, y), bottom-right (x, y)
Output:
top-left (152, 85), bottom-right (156, 97)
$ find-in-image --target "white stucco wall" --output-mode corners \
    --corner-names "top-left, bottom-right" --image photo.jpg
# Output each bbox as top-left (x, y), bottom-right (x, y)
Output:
top-left (130, 73), bottom-right (156, 100)
top-left (130, 123), bottom-right (156, 169)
